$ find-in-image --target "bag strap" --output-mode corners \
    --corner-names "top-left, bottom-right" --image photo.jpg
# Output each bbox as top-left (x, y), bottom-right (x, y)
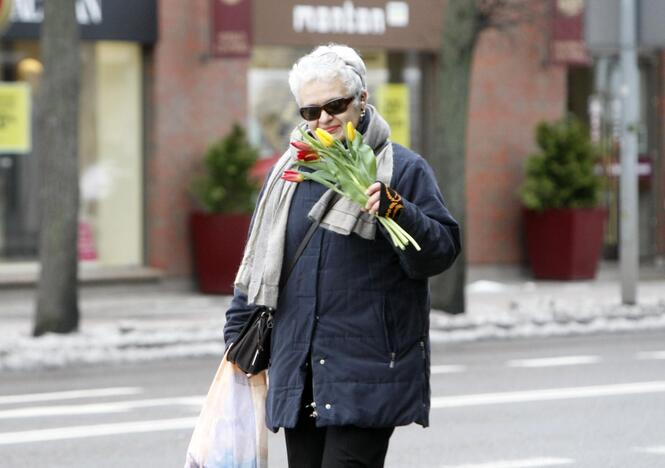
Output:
top-left (283, 193), bottom-right (342, 284)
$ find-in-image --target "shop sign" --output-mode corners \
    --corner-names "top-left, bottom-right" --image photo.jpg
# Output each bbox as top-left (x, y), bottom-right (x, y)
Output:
top-left (0, 82), bottom-right (31, 154)
top-left (550, 0), bottom-right (590, 65)
top-left (3, 0), bottom-right (157, 44)
top-left (376, 83), bottom-right (409, 148)
top-left (293, 1), bottom-right (408, 35)
top-left (211, 0), bottom-right (252, 58)
top-left (254, 0), bottom-right (444, 51)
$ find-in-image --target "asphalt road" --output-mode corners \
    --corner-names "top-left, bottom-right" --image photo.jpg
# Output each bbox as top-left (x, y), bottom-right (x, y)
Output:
top-left (1, 330), bottom-right (664, 468)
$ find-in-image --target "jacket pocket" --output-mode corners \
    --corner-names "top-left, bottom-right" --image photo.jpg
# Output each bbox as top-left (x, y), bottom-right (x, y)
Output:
top-left (381, 296), bottom-right (397, 368)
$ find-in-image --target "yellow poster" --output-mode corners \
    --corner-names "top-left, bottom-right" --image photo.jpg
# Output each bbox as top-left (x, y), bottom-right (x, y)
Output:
top-left (376, 84), bottom-right (410, 148)
top-left (0, 83), bottom-right (32, 154)
top-left (0, 82), bottom-right (31, 154)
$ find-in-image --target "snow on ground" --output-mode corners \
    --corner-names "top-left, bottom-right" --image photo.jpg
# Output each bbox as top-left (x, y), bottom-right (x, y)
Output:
top-left (2, 279), bottom-right (665, 371)
top-left (428, 278), bottom-right (665, 343)
top-left (0, 322), bottom-right (226, 371)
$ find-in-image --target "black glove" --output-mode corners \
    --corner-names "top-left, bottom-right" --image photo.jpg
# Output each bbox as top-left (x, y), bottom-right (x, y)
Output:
top-left (378, 182), bottom-right (404, 221)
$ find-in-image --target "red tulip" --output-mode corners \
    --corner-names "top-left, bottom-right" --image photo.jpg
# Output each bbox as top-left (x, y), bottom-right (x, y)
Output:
top-left (291, 141), bottom-right (312, 152)
top-left (297, 150), bottom-right (318, 162)
top-left (281, 170), bottom-right (304, 183)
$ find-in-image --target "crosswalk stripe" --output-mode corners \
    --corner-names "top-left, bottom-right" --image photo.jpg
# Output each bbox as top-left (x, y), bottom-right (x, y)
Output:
top-left (431, 365), bottom-right (466, 374)
top-left (0, 417), bottom-right (198, 445)
top-left (633, 446), bottom-right (665, 455)
top-left (506, 355), bottom-right (600, 368)
top-left (440, 457), bottom-right (574, 468)
top-left (0, 396), bottom-right (203, 419)
top-left (0, 387), bottom-right (143, 405)
top-left (636, 351), bottom-right (665, 360)
top-left (432, 381), bottom-right (665, 408)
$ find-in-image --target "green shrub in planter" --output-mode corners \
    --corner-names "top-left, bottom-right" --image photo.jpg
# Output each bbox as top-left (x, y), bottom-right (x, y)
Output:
top-left (518, 117), bottom-right (607, 279)
top-left (518, 117), bottom-right (603, 211)
top-left (191, 123), bottom-right (260, 214)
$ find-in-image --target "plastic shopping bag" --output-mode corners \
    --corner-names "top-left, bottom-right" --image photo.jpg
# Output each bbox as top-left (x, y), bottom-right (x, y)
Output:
top-left (184, 351), bottom-right (268, 468)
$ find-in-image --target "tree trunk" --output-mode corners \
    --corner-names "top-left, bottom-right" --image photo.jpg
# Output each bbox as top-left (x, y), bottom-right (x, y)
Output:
top-left (34, 0), bottom-right (81, 336)
top-left (428, 0), bottom-right (482, 314)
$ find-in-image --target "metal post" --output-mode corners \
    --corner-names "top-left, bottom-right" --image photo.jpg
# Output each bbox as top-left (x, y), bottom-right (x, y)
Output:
top-left (594, 56), bottom-right (609, 96)
top-left (619, 0), bottom-right (639, 304)
top-left (590, 57), bottom-right (608, 145)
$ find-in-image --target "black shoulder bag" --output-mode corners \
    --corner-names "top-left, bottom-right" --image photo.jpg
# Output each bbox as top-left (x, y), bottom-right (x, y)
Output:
top-left (226, 194), bottom-right (340, 375)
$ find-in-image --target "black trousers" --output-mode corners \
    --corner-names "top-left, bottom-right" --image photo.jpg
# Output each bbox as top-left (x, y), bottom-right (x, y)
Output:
top-left (284, 364), bottom-right (394, 468)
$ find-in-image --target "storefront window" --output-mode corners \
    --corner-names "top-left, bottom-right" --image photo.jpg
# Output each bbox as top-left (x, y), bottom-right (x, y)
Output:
top-left (0, 40), bottom-right (143, 266)
top-left (248, 46), bottom-right (389, 158)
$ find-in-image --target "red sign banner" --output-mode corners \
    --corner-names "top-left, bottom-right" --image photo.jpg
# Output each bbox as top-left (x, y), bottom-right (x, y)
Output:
top-left (550, 0), bottom-right (591, 65)
top-left (211, 0), bottom-right (252, 58)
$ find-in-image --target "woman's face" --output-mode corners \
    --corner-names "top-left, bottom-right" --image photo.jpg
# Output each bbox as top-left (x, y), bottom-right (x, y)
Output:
top-left (298, 79), bottom-right (366, 140)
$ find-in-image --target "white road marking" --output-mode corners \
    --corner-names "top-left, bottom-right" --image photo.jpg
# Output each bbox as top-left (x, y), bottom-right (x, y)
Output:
top-left (634, 446), bottom-right (665, 455)
top-left (636, 350), bottom-right (665, 360)
top-left (3, 381), bottom-right (663, 445)
top-left (0, 387), bottom-right (143, 405)
top-left (0, 417), bottom-right (198, 445)
top-left (0, 396), bottom-right (203, 419)
top-left (440, 457), bottom-right (574, 468)
top-left (507, 355), bottom-right (600, 368)
top-left (432, 381), bottom-right (665, 408)
top-left (431, 365), bottom-right (467, 374)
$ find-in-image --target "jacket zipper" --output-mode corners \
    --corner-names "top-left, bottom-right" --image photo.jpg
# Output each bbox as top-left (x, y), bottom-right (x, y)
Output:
top-left (420, 339), bottom-right (428, 410)
top-left (381, 304), bottom-right (396, 368)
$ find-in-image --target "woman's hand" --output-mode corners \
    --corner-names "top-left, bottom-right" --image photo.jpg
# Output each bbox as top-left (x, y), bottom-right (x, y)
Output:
top-left (365, 182), bottom-right (404, 220)
top-left (364, 182), bottom-right (382, 215)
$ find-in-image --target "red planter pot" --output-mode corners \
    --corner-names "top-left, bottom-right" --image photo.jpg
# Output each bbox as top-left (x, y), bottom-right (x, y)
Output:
top-left (523, 207), bottom-right (606, 280)
top-left (190, 212), bottom-right (251, 294)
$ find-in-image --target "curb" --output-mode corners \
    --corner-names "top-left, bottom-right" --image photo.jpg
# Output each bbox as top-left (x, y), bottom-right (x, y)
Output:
top-left (3, 302), bottom-right (665, 372)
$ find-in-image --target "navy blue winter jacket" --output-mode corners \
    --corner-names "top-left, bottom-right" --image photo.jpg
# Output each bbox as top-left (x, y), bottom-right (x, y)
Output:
top-left (224, 142), bottom-right (460, 432)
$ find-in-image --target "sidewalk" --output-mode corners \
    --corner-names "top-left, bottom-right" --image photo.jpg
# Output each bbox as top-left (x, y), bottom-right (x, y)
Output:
top-left (1, 262), bottom-right (664, 371)
top-left (433, 261), bottom-right (665, 341)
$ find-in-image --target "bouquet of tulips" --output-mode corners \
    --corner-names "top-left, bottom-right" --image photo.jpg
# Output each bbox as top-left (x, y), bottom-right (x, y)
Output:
top-left (281, 123), bottom-right (420, 251)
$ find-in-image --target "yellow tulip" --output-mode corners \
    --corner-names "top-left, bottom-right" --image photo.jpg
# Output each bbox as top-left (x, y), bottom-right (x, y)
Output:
top-left (315, 128), bottom-right (335, 147)
top-left (346, 122), bottom-right (356, 142)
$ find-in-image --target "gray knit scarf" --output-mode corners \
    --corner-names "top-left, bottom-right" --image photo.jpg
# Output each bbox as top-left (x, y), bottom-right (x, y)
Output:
top-left (234, 105), bottom-right (392, 308)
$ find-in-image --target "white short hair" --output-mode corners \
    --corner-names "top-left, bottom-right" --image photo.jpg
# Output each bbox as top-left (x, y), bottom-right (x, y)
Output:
top-left (289, 44), bottom-right (367, 103)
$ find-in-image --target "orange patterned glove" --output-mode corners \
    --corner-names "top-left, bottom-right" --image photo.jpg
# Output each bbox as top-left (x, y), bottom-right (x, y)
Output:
top-left (378, 182), bottom-right (404, 221)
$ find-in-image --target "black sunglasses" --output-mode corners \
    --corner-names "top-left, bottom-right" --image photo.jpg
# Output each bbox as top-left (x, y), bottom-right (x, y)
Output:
top-left (299, 96), bottom-right (355, 121)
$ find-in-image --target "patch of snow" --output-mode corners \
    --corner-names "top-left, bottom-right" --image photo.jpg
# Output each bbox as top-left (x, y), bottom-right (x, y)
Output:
top-left (2, 283), bottom-right (665, 372)
top-left (466, 281), bottom-right (510, 293)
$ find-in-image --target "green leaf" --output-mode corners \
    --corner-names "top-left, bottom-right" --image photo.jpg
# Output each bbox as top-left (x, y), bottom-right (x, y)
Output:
top-left (302, 171), bottom-right (338, 191)
top-left (358, 144), bottom-right (377, 182)
top-left (310, 170), bottom-right (337, 183)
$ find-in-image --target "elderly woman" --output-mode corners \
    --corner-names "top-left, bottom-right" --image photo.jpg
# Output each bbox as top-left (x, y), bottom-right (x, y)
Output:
top-left (225, 44), bottom-right (460, 468)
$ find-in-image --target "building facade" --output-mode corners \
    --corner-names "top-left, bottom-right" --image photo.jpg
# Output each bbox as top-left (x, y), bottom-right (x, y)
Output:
top-left (0, 0), bottom-right (155, 271)
top-left (0, 0), bottom-right (663, 281)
